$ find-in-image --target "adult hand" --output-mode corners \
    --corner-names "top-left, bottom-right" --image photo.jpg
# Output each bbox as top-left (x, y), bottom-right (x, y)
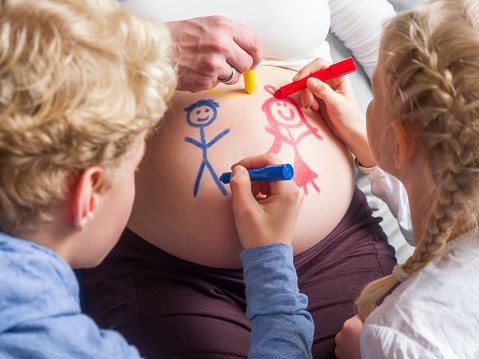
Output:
top-left (166, 16), bottom-right (263, 92)
top-left (297, 58), bottom-right (375, 167)
top-left (229, 153), bottom-right (303, 250)
top-left (335, 314), bottom-right (364, 359)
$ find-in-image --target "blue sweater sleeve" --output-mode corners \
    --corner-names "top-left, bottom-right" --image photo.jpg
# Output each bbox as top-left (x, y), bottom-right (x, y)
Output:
top-left (241, 243), bottom-right (314, 359)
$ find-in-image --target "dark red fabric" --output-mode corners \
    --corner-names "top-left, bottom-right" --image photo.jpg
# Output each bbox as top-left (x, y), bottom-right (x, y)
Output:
top-left (82, 186), bottom-right (396, 359)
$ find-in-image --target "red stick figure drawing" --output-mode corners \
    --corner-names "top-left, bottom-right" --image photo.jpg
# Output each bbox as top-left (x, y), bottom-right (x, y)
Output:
top-left (262, 85), bottom-right (323, 195)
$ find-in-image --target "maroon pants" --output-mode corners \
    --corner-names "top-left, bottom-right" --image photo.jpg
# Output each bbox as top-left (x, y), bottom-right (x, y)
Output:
top-left (82, 186), bottom-right (396, 358)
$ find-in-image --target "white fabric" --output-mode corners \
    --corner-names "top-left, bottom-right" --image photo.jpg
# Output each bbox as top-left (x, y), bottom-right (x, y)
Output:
top-left (124, 0), bottom-right (395, 75)
top-left (392, 264), bottom-right (411, 282)
top-left (360, 227), bottom-right (479, 359)
top-left (363, 166), bottom-right (415, 246)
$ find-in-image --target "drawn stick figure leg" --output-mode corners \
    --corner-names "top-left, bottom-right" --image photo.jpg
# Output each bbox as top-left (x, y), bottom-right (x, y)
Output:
top-left (311, 180), bottom-right (320, 194)
top-left (193, 161), bottom-right (207, 197)
top-left (302, 185), bottom-right (309, 196)
top-left (206, 160), bottom-right (227, 195)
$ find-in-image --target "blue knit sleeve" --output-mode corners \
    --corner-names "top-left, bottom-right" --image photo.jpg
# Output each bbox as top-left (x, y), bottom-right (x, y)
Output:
top-left (241, 243), bottom-right (314, 359)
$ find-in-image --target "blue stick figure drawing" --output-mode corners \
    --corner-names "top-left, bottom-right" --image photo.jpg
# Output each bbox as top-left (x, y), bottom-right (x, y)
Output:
top-left (184, 99), bottom-right (230, 197)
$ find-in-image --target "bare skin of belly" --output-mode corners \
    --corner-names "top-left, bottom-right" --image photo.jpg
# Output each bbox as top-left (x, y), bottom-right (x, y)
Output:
top-left (128, 65), bottom-right (356, 268)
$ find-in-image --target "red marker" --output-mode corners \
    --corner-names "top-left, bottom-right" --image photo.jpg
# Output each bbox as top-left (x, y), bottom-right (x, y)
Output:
top-left (274, 57), bottom-right (357, 98)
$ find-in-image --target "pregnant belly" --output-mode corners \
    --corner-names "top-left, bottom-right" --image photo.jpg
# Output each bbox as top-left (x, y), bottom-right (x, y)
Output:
top-left (128, 65), bottom-right (356, 268)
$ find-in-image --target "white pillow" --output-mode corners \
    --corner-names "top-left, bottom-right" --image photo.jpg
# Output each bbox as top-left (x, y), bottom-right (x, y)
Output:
top-left (389, 0), bottom-right (426, 10)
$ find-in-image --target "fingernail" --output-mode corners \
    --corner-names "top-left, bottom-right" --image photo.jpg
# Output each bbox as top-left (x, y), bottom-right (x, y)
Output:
top-left (292, 73), bottom-right (299, 81)
top-left (307, 77), bottom-right (319, 88)
top-left (232, 165), bottom-right (245, 176)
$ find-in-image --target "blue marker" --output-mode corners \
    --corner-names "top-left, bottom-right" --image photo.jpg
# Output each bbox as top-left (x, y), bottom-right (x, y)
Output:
top-left (220, 164), bottom-right (294, 184)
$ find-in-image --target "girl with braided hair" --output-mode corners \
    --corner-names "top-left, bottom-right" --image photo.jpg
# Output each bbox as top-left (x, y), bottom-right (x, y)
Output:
top-left (292, 0), bottom-right (479, 356)
top-left (229, 0), bottom-right (479, 357)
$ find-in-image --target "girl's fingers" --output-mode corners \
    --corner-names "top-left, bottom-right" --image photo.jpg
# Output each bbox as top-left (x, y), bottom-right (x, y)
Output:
top-left (293, 57), bottom-right (332, 81)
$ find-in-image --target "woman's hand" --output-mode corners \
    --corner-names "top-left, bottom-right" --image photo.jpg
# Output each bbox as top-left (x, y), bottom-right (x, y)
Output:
top-left (296, 58), bottom-right (375, 167)
top-left (166, 16), bottom-right (263, 92)
top-left (229, 153), bottom-right (303, 250)
top-left (335, 314), bottom-right (363, 359)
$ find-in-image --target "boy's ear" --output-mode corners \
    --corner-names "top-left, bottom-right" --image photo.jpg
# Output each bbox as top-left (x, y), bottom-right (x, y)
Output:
top-left (391, 121), bottom-right (415, 170)
top-left (72, 166), bottom-right (104, 231)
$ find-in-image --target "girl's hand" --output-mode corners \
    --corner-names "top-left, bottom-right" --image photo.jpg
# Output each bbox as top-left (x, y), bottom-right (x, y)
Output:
top-left (296, 58), bottom-right (375, 167)
top-left (229, 153), bottom-right (303, 249)
top-left (335, 314), bottom-right (363, 359)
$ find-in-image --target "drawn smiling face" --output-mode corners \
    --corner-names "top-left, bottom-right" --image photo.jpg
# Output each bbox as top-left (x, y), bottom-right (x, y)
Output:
top-left (186, 105), bottom-right (217, 127)
top-left (271, 100), bottom-right (302, 127)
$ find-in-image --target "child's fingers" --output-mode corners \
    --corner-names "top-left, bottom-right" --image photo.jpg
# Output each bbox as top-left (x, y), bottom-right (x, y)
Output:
top-left (268, 175), bottom-right (300, 199)
top-left (230, 165), bottom-right (258, 214)
top-left (306, 77), bottom-right (341, 107)
top-left (299, 88), bottom-right (315, 108)
top-left (293, 57), bottom-right (332, 81)
top-left (231, 153), bottom-right (282, 170)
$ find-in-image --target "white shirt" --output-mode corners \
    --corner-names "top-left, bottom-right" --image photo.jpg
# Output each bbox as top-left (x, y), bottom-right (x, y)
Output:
top-left (359, 164), bottom-right (414, 245)
top-left (124, 0), bottom-right (395, 76)
top-left (360, 227), bottom-right (479, 358)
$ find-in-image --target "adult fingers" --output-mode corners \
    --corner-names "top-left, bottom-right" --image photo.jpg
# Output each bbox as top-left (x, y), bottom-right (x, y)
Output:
top-left (217, 21), bottom-right (262, 83)
top-left (231, 22), bottom-right (263, 70)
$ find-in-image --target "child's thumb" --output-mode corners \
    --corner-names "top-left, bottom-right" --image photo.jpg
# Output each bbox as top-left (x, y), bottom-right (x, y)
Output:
top-left (229, 166), bottom-right (256, 210)
top-left (306, 77), bottom-right (337, 104)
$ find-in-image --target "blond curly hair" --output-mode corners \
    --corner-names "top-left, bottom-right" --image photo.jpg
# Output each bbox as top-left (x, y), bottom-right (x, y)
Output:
top-left (0, 0), bottom-right (176, 236)
top-left (357, 0), bottom-right (479, 318)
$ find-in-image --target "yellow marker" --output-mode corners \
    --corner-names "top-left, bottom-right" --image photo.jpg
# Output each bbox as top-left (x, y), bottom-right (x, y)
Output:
top-left (244, 69), bottom-right (256, 94)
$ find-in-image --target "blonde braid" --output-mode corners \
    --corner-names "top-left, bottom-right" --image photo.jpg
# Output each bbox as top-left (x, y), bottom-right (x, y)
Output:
top-left (357, 0), bottom-right (479, 318)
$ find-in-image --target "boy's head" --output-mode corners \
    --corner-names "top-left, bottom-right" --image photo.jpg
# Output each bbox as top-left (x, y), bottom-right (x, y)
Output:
top-left (0, 0), bottom-right (176, 264)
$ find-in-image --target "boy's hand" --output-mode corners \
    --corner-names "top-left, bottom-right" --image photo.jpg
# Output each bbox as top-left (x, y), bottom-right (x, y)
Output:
top-left (229, 153), bottom-right (303, 250)
top-left (296, 58), bottom-right (375, 168)
top-left (335, 314), bottom-right (363, 359)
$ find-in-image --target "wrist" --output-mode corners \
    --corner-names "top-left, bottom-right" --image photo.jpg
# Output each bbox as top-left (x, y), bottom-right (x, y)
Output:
top-left (355, 157), bottom-right (376, 175)
top-left (342, 118), bottom-right (376, 168)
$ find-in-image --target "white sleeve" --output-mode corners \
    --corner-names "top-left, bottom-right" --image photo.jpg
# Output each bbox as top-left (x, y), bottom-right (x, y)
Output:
top-left (328, 0), bottom-right (396, 79)
top-left (359, 165), bottom-right (415, 246)
top-left (361, 323), bottom-right (440, 359)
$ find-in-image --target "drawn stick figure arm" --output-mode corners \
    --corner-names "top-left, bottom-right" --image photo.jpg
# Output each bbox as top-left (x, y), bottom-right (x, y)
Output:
top-left (184, 136), bottom-right (203, 148)
top-left (296, 128), bottom-right (323, 144)
top-left (267, 137), bottom-right (282, 153)
top-left (265, 126), bottom-right (292, 144)
top-left (206, 128), bottom-right (230, 148)
top-left (265, 126), bottom-right (276, 136)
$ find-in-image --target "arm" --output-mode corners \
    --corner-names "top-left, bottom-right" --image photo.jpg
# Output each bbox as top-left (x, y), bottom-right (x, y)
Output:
top-left (361, 323), bottom-right (440, 359)
top-left (228, 153), bottom-right (313, 358)
top-left (166, 16), bottom-right (263, 92)
top-left (357, 164), bottom-right (414, 246)
top-left (206, 128), bottom-right (231, 148)
top-left (335, 315), bottom-right (363, 359)
top-left (298, 58), bottom-right (375, 167)
top-left (299, 59), bottom-right (413, 243)
top-left (328, 0), bottom-right (396, 79)
top-left (0, 314), bottom-right (144, 359)
top-left (241, 244), bottom-right (314, 359)
top-left (184, 136), bottom-right (203, 148)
